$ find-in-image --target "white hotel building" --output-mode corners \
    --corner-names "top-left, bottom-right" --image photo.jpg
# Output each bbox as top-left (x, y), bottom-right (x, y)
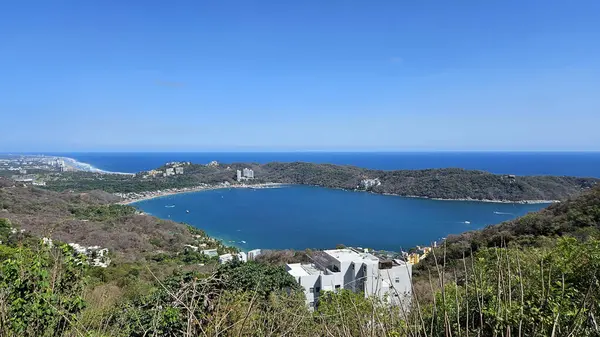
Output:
top-left (286, 248), bottom-right (412, 310)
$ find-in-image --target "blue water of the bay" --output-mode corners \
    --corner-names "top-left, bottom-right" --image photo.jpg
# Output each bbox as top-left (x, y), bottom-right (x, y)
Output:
top-left (36, 151), bottom-right (593, 251)
top-left (132, 185), bottom-right (548, 251)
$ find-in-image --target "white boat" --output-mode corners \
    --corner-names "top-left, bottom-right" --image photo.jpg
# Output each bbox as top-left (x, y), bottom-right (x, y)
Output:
top-left (464, 221), bottom-right (471, 224)
top-left (186, 210), bottom-right (190, 213)
top-left (241, 240), bottom-right (246, 244)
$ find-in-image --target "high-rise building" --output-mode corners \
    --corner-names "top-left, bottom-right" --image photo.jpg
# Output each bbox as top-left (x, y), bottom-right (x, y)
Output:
top-left (242, 168), bottom-right (254, 179)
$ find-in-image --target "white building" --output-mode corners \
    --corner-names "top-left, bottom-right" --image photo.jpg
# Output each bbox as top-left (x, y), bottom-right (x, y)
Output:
top-left (201, 248), bottom-right (218, 257)
top-left (286, 248), bottom-right (412, 310)
top-left (219, 253), bottom-right (233, 264)
top-left (237, 168), bottom-right (255, 181)
top-left (175, 167), bottom-right (184, 175)
top-left (165, 168), bottom-right (175, 176)
top-left (243, 168), bottom-right (254, 179)
top-left (219, 252), bottom-right (248, 264)
top-left (248, 249), bottom-right (262, 261)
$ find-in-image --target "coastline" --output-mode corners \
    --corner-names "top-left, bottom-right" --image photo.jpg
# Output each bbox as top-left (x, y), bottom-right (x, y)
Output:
top-left (398, 194), bottom-right (558, 204)
top-left (60, 156), bottom-right (135, 175)
top-left (118, 182), bottom-right (558, 206)
top-left (303, 184), bottom-right (558, 204)
top-left (118, 182), bottom-right (286, 205)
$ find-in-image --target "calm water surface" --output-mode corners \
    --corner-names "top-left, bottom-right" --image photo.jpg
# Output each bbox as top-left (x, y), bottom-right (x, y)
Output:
top-left (133, 185), bottom-right (548, 251)
top-left (44, 152), bottom-right (600, 177)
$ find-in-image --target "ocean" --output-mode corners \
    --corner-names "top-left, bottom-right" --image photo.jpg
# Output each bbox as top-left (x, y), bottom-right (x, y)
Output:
top-left (132, 185), bottom-right (548, 251)
top-left (52, 151), bottom-right (598, 251)
top-left (49, 152), bottom-right (600, 177)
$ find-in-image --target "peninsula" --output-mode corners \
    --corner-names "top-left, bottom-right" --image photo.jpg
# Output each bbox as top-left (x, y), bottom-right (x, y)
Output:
top-left (40, 160), bottom-right (598, 202)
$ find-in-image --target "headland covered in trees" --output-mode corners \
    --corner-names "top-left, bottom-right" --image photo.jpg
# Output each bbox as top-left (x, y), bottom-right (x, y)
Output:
top-left (40, 159), bottom-right (599, 203)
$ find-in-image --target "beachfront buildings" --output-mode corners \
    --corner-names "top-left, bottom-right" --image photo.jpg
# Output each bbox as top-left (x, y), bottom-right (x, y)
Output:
top-left (286, 248), bottom-right (412, 310)
top-left (237, 168), bottom-right (255, 182)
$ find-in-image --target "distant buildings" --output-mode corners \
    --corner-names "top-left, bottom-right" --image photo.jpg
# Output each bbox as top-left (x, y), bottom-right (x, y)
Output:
top-left (243, 168), bottom-right (254, 179)
top-left (286, 248), bottom-right (412, 310)
top-left (67, 243), bottom-right (111, 268)
top-left (237, 168), bottom-right (255, 182)
top-left (359, 178), bottom-right (381, 190)
top-left (155, 166), bottom-right (184, 178)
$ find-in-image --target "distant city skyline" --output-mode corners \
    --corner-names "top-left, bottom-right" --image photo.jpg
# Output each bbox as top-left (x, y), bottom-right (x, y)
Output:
top-left (2, 1), bottom-right (600, 152)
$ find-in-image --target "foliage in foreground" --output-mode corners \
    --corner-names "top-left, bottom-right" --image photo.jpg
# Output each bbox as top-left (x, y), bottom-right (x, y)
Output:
top-left (2, 237), bottom-right (600, 336)
top-left (0, 243), bottom-right (87, 336)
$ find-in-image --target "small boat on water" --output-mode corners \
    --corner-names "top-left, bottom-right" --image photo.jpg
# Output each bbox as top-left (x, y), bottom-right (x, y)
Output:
top-left (240, 240), bottom-right (247, 244)
top-left (165, 205), bottom-right (175, 208)
top-left (186, 210), bottom-right (190, 213)
top-left (464, 221), bottom-right (471, 224)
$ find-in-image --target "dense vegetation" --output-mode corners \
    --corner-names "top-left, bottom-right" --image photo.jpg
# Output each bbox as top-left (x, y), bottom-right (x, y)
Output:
top-left (418, 183), bottom-right (600, 269)
top-left (43, 162), bottom-right (598, 201)
top-left (2, 176), bottom-right (600, 335)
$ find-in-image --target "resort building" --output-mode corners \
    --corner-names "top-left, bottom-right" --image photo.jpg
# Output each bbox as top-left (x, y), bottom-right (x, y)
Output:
top-left (243, 168), bottom-right (254, 179)
top-left (248, 249), bottom-right (262, 261)
top-left (219, 252), bottom-right (248, 264)
top-left (286, 248), bottom-right (412, 310)
top-left (237, 168), bottom-right (255, 181)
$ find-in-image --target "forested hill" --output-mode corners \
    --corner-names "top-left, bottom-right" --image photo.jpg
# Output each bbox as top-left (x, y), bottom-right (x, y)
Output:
top-left (418, 184), bottom-right (600, 269)
top-left (256, 162), bottom-right (598, 201)
top-left (44, 161), bottom-right (599, 201)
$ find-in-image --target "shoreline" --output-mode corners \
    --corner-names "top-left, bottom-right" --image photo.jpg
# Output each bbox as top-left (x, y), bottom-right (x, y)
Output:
top-left (117, 182), bottom-right (557, 206)
top-left (60, 156), bottom-right (135, 175)
top-left (117, 183), bottom-right (286, 204)
top-left (396, 194), bottom-right (558, 204)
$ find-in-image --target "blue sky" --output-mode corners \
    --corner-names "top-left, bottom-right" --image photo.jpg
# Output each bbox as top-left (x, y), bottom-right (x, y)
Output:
top-left (1, 0), bottom-right (599, 152)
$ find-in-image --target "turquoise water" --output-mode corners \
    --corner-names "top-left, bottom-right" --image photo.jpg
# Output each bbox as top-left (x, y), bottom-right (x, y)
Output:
top-left (132, 185), bottom-right (548, 251)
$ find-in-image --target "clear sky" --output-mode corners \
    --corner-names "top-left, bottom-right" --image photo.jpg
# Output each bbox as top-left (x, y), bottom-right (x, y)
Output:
top-left (1, 0), bottom-right (599, 152)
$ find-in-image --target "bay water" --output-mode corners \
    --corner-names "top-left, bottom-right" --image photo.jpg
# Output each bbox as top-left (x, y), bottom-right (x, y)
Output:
top-left (132, 185), bottom-right (548, 251)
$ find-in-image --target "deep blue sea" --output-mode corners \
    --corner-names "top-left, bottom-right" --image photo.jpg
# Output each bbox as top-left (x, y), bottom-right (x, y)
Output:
top-left (47, 152), bottom-right (600, 177)
top-left (133, 185), bottom-right (548, 251)
top-left (39, 151), bottom-right (597, 251)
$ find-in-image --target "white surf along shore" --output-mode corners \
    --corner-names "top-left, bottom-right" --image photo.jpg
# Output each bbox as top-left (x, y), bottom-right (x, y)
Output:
top-left (60, 156), bottom-right (134, 175)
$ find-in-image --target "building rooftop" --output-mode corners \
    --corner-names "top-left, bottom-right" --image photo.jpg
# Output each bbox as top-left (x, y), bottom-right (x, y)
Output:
top-left (287, 263), bottom-right (309, 277)
top-left (324, 248), bottom-right (379, 262)
top-left (323, 249), bottom-right (363, 262)
top-left (287, 263), bottom-right (323, 277)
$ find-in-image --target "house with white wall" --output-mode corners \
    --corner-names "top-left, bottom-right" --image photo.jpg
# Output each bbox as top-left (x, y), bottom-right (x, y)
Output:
top-left (286, 248), bottom-right (412, 310)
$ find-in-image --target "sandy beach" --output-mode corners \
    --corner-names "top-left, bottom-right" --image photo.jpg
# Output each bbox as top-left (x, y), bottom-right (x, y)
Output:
top-left (117, 183), bottom-right (285, 205)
